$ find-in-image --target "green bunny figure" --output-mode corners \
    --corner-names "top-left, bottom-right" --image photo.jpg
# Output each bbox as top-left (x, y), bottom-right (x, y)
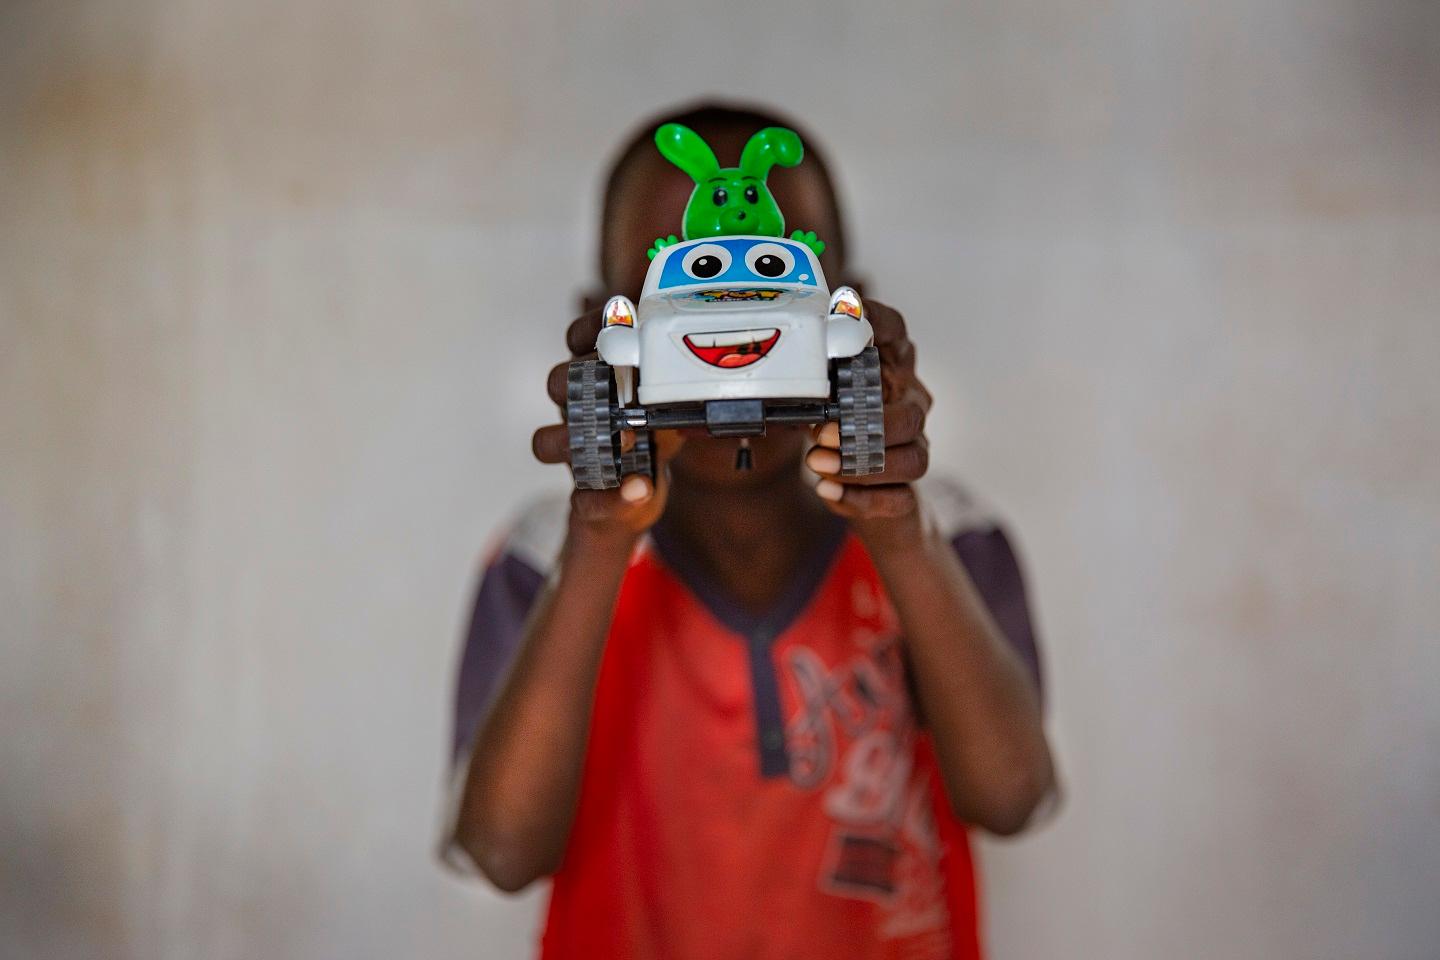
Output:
top-left (648, 123), bottom-right (826, 261)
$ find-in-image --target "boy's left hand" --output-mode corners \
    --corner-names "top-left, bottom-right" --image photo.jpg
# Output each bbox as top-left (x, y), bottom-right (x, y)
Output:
top-left (806, 299), bottom-right (932, 548)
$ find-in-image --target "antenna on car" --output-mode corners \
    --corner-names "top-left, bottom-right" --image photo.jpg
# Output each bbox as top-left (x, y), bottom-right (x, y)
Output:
top-left (735, 438), bottom-right (753, 471)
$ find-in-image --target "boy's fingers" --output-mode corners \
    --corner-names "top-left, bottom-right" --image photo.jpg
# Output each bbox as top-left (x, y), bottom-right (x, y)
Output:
top-left (618, 474), bottom-right (652, 503)
top-left (652, 429), bottom-right (687, 466)
top-left (860, 296), bottom-right (927, 404)
top-left (547, 352), bottom-right (599, 408)
top-left (547, 361), bottom-right (570, 407)
top-left (533, 424), bottom-right (570, 464)
top-left (812, 401), bottom-right (926, 450)
top-left (886, 398), bottom-right (928, 446)
top-left (812, 422), bottom-right (840, 447)
top-left (814, 480), bottom-right (919, 520)
top-left (806, 438), bottom-right (928, 485)
top-left (881, 439), bottom-right (930, 485)
top-left (534, 424), bottom-right (636, 463)
top-left (864, 299), bottom-right (908, 348)
top-left (860, 302), bottom-right (925, 399)
top-left (566, 310), bottom-right (605, 357)
top-left (877, 333), bottom-right (916, 379)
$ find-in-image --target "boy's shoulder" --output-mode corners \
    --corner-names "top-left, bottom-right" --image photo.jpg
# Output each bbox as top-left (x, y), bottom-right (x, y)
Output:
top-left (492, 491), bottom-right (571, 575)
top-left (917, 475), bottom-right (1003, 539)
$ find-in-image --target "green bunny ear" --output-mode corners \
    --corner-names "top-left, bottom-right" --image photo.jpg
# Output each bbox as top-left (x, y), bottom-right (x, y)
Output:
top-left (654, 123), bottom-right (721, 184)
top-left (738, 127), bottom-right (804, 181)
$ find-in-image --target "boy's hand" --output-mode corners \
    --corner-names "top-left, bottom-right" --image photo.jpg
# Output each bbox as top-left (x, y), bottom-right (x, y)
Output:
top-left (565, 428), bottom-right (684, 544)
top-left (805, 299), bottom-right (932, 550)
top-left (531, 308), bottom-right (685, 547)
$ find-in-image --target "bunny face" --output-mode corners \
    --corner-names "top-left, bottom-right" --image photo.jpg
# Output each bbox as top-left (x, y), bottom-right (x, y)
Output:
top-left (686, 169), bottom-right (783, 238)
top-left (654, 124), bottom-right (804, 241)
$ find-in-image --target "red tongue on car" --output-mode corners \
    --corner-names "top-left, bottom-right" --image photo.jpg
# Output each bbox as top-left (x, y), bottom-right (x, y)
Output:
top-left (683, 330), bottom-right (781, 368)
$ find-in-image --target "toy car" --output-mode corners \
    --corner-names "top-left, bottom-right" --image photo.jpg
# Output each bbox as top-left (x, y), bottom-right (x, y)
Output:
top-left (567, 234), bottom-right (885, 489)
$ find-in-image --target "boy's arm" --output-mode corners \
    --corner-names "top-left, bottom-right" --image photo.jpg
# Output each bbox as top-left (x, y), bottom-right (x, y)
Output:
top-left (806, 300), bottom-right (1056, 836)
top-left (449, 514), bottom-right (638, 892)
top-left (448, 317), bottom-right (682, 892)
top-left (861, 517), bottom-right (1054, 835)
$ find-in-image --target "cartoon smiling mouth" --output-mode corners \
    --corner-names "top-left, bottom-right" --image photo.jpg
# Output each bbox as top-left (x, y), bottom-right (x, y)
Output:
top-left (683, 328), bottom-right (781, 368)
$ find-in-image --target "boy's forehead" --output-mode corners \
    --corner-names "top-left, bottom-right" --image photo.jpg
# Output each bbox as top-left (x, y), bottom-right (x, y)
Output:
top-left (610, 152), bottom-right (696, 240)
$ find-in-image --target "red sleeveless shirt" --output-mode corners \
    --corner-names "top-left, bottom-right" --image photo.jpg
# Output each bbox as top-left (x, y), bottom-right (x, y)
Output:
top-left (449, 482), bottom-right (1043, 960)
top-left (538, 526), bottom-right (982, 960)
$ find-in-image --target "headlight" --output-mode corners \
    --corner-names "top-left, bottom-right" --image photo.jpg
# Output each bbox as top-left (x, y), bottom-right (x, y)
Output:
top-left (603, 295), bottom-right (636, 327)
top-left (828, 286), bottom-right (863, 321)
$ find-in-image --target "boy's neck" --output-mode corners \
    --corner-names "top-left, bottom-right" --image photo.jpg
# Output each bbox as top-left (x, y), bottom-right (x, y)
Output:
top-left (657, 472), bottom-right (837, 616)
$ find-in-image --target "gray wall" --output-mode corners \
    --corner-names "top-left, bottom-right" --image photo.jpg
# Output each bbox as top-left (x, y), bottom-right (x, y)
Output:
top-left (2, 1), bottom-right (1436, 958)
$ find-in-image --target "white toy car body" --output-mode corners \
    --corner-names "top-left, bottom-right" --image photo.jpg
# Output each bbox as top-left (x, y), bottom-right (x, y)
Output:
top-left (595, 236), bottom-right (874, 406)
top-left (566, 235), bottom-right (885, 490)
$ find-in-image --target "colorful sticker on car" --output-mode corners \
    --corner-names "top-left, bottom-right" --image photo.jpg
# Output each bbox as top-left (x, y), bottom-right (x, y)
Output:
top-left (685, 288), bottom-right (786, 303)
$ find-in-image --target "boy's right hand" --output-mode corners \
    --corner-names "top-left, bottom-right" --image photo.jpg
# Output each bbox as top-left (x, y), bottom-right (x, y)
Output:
top-left (531, 309), bottom-right (685, 546)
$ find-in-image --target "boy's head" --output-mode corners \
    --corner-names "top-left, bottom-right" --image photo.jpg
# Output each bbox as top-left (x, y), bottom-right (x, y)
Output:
top-left (594, 102), bottom-right (850, 304)
top-left (588, 102), bottom-right (854, 489)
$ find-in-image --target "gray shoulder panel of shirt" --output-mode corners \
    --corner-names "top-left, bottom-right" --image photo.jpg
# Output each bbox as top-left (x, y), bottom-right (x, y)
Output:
top-left (500, 491), bottom-right (572, 576)
top-left (916, 474), bottom-right (1002, 538)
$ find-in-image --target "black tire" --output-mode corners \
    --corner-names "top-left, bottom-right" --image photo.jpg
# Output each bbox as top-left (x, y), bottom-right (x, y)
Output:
top-left (567, 360), bottom-right (622, 490)
top-left (835, 346), bottom-right (885, 476)
top-left (620, 429), bottom-right (655, 480)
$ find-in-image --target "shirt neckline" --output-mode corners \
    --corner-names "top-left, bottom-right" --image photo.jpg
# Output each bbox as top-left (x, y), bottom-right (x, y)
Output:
top-left (648, 508), bottom-right (851, 644)
top-left (647, 508), bottom-right (851, 779)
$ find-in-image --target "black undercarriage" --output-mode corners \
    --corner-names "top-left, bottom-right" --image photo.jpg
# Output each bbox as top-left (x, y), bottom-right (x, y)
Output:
top-left (566, 349), bottom-right (884, 490)
top-left (616, 399), bottom-right (836, 438)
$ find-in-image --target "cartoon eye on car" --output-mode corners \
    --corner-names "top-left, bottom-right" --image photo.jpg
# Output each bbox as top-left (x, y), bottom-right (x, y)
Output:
top-left (567, 234), bottom-right (885, 490)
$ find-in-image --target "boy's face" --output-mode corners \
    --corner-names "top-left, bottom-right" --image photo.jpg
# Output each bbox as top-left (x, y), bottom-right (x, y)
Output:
top-left (597, 125), bottom-right (849, 489)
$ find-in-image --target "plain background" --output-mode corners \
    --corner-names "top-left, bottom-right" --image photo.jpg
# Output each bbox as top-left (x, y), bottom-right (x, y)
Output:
top-left (3, 1), bottom-right (1437, 958)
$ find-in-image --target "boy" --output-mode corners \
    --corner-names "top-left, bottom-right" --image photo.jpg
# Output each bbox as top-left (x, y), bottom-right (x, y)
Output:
top-left (444, 103), bottom-right (1056, 960)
